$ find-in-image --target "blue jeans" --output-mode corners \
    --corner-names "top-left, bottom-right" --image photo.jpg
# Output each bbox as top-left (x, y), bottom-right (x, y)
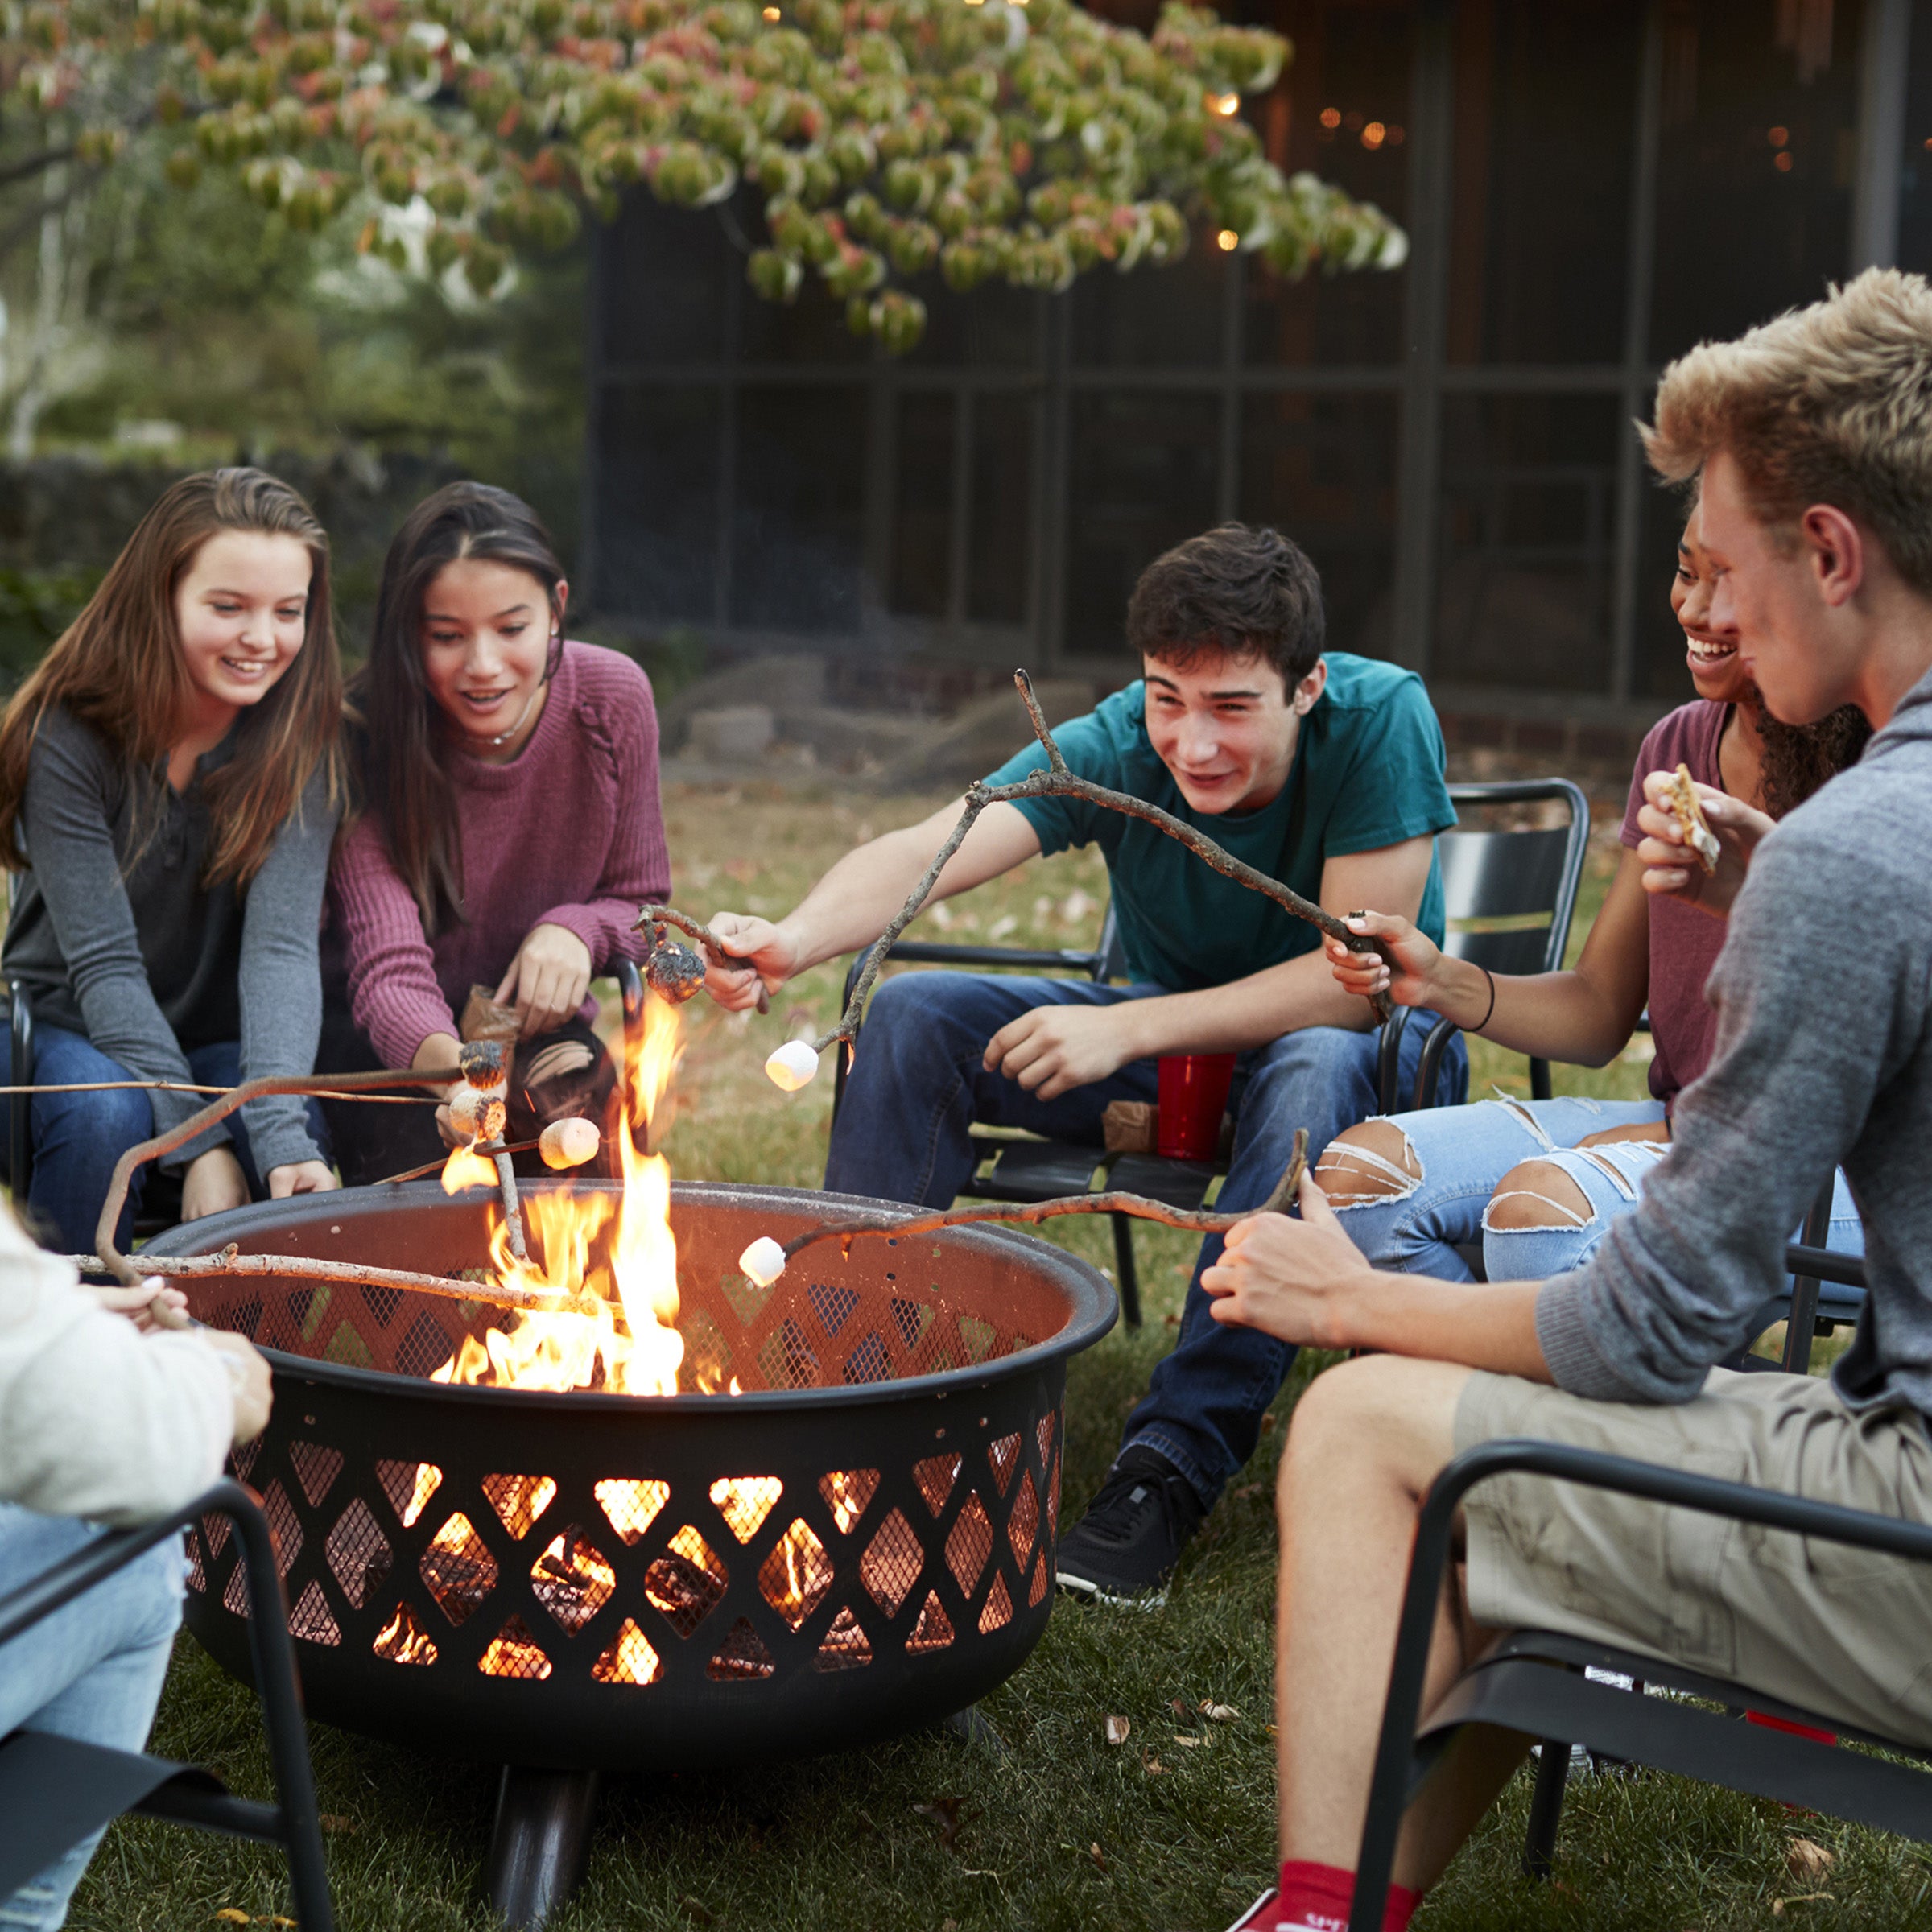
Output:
top-left (1325, 1093), bottom-right (1864, 1281)
top-left (825, 972), bottom-right (1467, 1504)
top-left (0, 1026), bottom-right (328, 1256)
top-left (0, 1506), bottom-right (185, 1930)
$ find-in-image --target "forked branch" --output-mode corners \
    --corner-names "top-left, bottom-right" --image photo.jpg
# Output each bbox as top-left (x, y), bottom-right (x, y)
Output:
top-left (778, 1129), bottom-right (1307, 1265)
top-left (813, 670), bottom-right (1392, 1062)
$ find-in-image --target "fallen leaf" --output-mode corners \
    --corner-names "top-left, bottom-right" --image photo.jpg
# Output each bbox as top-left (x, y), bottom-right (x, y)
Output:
top-left (679, 1897), bottom-right (716, 1926)
top-left (1169, 1697), bottom-right (1191, 1720)
top-left (1261, 1414), bottom-right (1277, 1434)
top-left (1265, 1724), bottom-right (1278, 1738)
top-left (1201, 1702), bottom-right (1240, 1722)
top-left (1104, 1715), bottom-right (1130, 1746)
top-left (214, 1913), bottom-right (250, 1926)
top-left (1174, 1734), bottom-right (1203, 1748)
top-left (943, 1921), bottom-right (959, 1931)
top-left (1230, 1482), bottom-right (1263, 1501)
top-left (1141, 1748), bottom-right (1166, 1774)
top-left (1089, 1842), bottom-right (1108, 1873)
top-left (913, 1797), bottom-right (965, 1851)
top-left (1785, 1838), bottom-right (1836, 1883)
top-left (317, 1814), bottom-right (357, 1835)
top-left (1164, 1312), bottom-right (1180, 1327)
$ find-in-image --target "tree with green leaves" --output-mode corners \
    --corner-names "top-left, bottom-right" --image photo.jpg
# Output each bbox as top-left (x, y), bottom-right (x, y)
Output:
top-left (6, 0), bottom-right (1404, 353)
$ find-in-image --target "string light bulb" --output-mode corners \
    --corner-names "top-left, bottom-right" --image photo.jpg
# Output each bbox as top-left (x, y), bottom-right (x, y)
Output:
top-left (1208, 90), bottom-right (1240, 117)
top-left (1216, 228), bottom-right (1239, 251)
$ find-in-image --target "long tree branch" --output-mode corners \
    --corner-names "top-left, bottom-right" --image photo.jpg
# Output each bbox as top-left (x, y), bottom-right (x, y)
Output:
top-left (778, 1129), bottom-right (1307, 1265)
top-left (67, 1246), bottom-right (568, 1315)
top-left (93, 1067), bottom-right (460, 1286)
top-left (814, 669), bottom-right (1393, 1060)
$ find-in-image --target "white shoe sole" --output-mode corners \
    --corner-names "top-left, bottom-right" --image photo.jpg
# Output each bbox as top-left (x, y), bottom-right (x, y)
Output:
top-left (1054, 1567), bottom-right (1170, 1610)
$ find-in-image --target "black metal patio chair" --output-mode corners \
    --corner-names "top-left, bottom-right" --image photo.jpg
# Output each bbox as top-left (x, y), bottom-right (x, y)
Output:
top-left (828, 778), bottom-right (1592, 1329)
top-left (0, 1479), bottom-right (334, 1931)
top-left (1345, 1436), bottom-right (1932, 1931)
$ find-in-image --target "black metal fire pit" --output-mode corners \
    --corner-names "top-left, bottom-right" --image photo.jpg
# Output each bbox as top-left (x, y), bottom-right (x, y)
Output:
top-left (147, 1180), bottom-right (1114, 1923)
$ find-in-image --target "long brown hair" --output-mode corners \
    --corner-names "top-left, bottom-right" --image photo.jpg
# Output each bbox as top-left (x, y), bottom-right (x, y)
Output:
top-left (348, 481), bottom-right (566, 933)
top-left (0, 468), bottom-right (342, 885)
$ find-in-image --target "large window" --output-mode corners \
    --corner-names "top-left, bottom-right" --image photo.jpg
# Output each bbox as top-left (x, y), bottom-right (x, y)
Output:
top-left (587, 0), bottom-right (1908, 718)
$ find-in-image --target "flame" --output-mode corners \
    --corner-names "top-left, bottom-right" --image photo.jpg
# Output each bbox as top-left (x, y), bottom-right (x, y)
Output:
top-left (373, 1604), bottom-right (438, 1665)
top-left (433, 993), bottom-right (693, 1395)
top-left (442, 1143), bottom-right (498, 1194)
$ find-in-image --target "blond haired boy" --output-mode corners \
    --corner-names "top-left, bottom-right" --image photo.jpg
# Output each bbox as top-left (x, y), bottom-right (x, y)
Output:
top-left (1211, 268), bottom-right (1932, 1932)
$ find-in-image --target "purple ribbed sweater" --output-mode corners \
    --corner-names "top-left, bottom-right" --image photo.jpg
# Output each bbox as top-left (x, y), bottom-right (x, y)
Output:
top-left (330, 642), bottom-right (671, 1067)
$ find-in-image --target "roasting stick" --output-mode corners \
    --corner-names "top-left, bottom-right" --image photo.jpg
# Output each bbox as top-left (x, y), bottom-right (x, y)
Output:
top-left (635, 905), bottom-right (770, 1013)
top-left (753, 671), bottom-right (1391, 1094)
top-left (65, 1246), bottom-right (570, 1315)
top-left (741, 1131), bottom-right (1308, 1283)
top-left (91, 1067), bottom-right (462, 1289)
top-left (0, 1080), bottom-right (439, 1103)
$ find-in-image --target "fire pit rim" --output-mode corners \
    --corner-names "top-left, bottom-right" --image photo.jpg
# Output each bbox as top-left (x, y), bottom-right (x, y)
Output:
top-left (142, 1178), bottom-right (1118, 1414)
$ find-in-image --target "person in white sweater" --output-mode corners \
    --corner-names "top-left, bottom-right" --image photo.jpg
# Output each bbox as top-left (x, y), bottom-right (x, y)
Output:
top-left (0, 1203), bottom-right (270, 1930)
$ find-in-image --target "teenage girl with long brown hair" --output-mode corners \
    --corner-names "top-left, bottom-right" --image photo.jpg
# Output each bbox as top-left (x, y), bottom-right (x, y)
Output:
top-left (319, 480), bottom-right (668, 1183)
top-left (0, 468), bottom-right (344, 1253)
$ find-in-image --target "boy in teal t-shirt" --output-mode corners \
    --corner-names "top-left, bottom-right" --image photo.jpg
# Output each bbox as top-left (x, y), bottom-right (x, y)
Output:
top-left (701, 524), bottom-right (1463, 1604)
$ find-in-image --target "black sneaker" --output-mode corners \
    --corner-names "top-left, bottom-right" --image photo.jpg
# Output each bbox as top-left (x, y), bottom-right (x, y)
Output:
top-left (1054, 1446), bottom-right (1206, 1608)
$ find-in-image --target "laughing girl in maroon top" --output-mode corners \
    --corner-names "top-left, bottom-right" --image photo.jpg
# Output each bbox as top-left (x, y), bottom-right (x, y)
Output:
top-left (318, 482), bottom-right (669, 1185)
top-left (1309, 499), bottom-right (1868, 1283)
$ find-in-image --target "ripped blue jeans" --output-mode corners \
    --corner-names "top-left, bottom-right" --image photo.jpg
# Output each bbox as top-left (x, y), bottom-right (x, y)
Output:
top-left (1318, 1094), bottom-right (1863, 1282)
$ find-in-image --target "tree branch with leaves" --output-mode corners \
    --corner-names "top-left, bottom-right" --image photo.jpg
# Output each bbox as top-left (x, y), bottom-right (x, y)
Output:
top-left (5, 0), bottom-right (1404, 353)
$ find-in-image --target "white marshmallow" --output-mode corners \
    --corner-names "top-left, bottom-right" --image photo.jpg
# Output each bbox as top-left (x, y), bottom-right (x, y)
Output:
top-left (539, 1117), bottom-right (602, 1170)
top-left (738, 1236), bottom-right (787, 1287)
top-left (764, 1039), bottom-right (820, 1092)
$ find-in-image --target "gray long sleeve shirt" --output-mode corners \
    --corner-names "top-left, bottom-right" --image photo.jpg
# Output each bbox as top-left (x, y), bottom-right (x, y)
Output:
top-left (2, 705), bottom-right (337, 1174)
top-left (1536, 663), bottom-right (1932, 1413)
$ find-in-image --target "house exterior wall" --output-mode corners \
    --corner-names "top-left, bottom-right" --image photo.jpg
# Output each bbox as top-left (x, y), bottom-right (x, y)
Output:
top-left (585, 0), bottom-right (1925, 729)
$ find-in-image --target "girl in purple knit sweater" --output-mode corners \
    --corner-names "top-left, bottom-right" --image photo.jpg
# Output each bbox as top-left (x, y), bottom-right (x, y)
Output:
top-left (319, 482), bottom-right (670, 1183)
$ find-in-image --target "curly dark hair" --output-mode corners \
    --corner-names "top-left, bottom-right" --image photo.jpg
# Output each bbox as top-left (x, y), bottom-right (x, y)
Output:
top-left (1755, 697), bottom-right (1872, 819)
top-left (1125, 523), bottom-right (1325, 685)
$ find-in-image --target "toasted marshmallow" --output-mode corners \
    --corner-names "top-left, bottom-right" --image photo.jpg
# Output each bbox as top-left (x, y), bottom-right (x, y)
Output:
top-left (539, 1117), bottom-right (602, 1170)
top-left (765, 1039), bottom-right (820, 1091)
top-left (738, 1236), bottom-right (787, 1286)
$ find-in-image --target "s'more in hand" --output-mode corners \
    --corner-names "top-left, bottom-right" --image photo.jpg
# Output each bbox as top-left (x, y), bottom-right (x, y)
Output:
top-left (1662, 763), bottom-right (1720, 874)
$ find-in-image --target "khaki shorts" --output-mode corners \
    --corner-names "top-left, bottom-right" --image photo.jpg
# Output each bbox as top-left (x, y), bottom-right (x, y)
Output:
top-left (1455, 1368), bottom-right (1932, 1746)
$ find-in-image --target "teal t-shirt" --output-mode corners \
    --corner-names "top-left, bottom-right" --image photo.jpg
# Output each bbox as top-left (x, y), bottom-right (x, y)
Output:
top-left (981, 654), bottom-right (1455, 993)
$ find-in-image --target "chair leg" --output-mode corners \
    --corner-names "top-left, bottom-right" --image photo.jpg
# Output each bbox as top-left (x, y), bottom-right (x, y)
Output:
top-left (1110, 1214), bottom-right (1142, 1330)
top-left (1521, 1739), bottom-right (1571, 1880)
top-left (229, 1498), bottom-right (336, 1932)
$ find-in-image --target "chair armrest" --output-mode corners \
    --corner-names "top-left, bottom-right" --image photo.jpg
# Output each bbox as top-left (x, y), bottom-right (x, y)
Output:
top-left (1354, 1436), bottom-right (1932, 1926)
top-left (0, 1480), bottom-right (279, 1648)
top-left (1784, 1244), bottom-right (1867, 1292)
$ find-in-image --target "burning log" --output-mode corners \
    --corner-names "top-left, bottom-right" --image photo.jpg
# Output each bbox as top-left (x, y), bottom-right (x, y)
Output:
top-left (748, 671), bottom-right (1392, 1092)
top-left (739, 1130), bottom-right (1309, 1283)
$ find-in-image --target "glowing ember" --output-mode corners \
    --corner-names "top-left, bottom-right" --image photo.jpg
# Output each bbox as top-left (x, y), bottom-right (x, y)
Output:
top-left (432, 990), bottom-right (689, 1395)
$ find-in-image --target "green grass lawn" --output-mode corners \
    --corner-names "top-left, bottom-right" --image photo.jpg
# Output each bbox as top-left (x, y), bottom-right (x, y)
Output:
top-left (72, 782), bottom-right (1924, 1930)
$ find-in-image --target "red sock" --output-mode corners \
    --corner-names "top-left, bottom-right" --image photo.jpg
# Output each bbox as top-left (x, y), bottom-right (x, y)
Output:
top-left (1275, 1859), bottom-right (1422, 1932)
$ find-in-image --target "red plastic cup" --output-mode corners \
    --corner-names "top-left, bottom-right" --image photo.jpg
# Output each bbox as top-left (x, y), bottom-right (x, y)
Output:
top-left (1156, 1053), bottom-right (1237, 1161)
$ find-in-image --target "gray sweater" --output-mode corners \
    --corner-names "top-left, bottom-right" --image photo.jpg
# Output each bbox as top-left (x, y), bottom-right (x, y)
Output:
top-left (3, 706), bottom-right (336, 1174)
top-left (1538, 663), bottom-right (1932, 1412)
